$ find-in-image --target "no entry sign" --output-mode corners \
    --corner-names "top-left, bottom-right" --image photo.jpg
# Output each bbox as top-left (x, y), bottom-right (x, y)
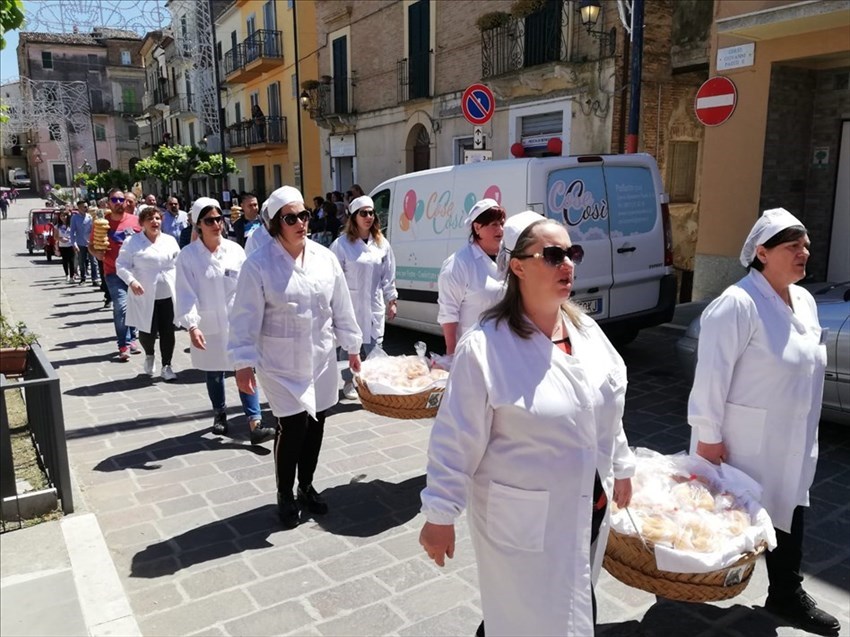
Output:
top-left (461, 83), bottom-right (495, 126)
top-left (695, 76), bottom-right (737, 127)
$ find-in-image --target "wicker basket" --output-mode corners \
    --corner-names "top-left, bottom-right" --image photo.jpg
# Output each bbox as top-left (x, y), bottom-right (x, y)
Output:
top-left (603, 528), bottom-right (765, 603)
top-left (354, 376), bottom-right (444, 420)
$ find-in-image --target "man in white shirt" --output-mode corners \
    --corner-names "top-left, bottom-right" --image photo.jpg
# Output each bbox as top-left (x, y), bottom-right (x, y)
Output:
top-left (161, 196), bottom-right (189, 242)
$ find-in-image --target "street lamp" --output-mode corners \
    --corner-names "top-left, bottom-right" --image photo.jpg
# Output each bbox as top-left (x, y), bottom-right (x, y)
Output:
top-left (577, 0), bottom-right (616, 56)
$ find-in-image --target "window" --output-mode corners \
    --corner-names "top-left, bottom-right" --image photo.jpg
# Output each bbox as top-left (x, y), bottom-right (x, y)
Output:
top-left (49, 124), bottom-right (61, 141)
top-left (454, 136), bottom-right (475, 165)
top-left (88, 54), bottom-right (98, 67)
top-left (235, 101), bottom-right (242, 124)
top-left (407, 0), bottom-right (430, 100)
top-left (94, 123), bottom-right (106, 141)
top-left (189, 122), bottom-right (196, 147)
top-left (331, 36), bottom-right (348, 114)
top-left (41, 51), bottom-right (53, 70)
top-left (273, 164), bottom-right (282, 189)
top-left (263, 1), bottom-right (276, 30)
top-left (216, 42), bottom-right (222, 61)
top-left (667, 141), bottom-right (699, 203)
top-left (372, 188), bottom-right (391, 230)
top-left (90, 89), bottom-right (103, 113)
top-left (128, 123), bottom-right (139, 140)
top-left (121, 50), bottom-right (131, 65)
top-left (122, 88), bottom-right (137, 112)
top-left (287, 0), bottom-right (294, 8)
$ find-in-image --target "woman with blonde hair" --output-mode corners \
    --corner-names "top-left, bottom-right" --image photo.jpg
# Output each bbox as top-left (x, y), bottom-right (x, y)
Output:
top-left (420, 213), bottom-right (634, 636)
top-left (330, 195), bottom-right (397, 399)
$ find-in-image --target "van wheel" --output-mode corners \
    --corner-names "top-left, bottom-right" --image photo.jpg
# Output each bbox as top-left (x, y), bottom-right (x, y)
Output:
top-left (609, 329), bottom-right (638, 349)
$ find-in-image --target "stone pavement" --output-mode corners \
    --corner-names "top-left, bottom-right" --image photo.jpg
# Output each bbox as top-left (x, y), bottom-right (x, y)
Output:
top-left (1, 193), bottom-right (848, 636)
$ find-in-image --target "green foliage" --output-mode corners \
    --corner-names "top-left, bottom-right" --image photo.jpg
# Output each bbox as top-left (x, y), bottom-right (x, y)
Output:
top-left (0, 0), bottom-right (25, 51)
top-left (0, 313), bottom-right (38, 349)
top-left (196, 153), bottom-right (237, 177)
top-left (134, 144), bottom-right (237, 194)
top-left (74, 169), bottom-right (134, 193)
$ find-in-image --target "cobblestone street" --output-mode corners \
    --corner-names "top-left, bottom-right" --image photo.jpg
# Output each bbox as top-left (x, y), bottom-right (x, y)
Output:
top-left (1, 195), bottom-right (848, 636)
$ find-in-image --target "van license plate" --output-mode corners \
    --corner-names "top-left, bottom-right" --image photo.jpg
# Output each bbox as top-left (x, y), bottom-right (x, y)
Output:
top-left (574, 298), bottom-right (602, 315)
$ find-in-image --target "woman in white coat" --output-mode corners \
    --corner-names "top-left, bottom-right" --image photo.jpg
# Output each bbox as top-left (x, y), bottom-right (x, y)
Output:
top-left (688, 208), bottom-right (840, 636)
top-left (330, 195), bottom-right (398, 399)
top-left (229, 186), bottom-right (362, 530)
top-left (437, 198), bottom-right (505, 359)
top-left (174, 198), bottom-right (275, 445)
top-left (116, 206), bottom-right (180, 380)
top-left (420, 213), bottom-right (634, 637)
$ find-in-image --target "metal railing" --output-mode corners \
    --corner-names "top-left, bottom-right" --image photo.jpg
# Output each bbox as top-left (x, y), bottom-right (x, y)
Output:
top-left (397, 51), bottom-right (433, 103)
top-left (116, 101), bottom-right (144, 116)
top-left (227, 115), bottom-right (287, 148)
top-left (0, 345), bottom-right (74, 521)
top-left (225, 29), bottom-right (283, 76)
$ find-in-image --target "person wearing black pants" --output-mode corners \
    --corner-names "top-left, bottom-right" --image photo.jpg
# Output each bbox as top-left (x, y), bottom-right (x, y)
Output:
top-left (137, 297), bottom-right (176, 380)
top-left (275, 411), bottom-right (328, 515)
top-left (99, 260), bottom-right (112, 307)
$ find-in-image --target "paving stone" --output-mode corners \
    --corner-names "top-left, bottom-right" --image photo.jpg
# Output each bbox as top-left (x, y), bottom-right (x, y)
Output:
top-left (103, 522), bottom-right (163, 548)
top-left (184, 472), bottom-right (235, 494)
top-left (127, 581), bottom-right (185, 617)
top-left (316, 544), bottom-right (394, 583)
top-left (379, 529), bottom-right (424, 560)
top-left (392, 575), bottom-right (476, 623)
top-left (223, 600), bottom-right (314, 636)
top-left (179, 561), bottom-right (256, 600)
top-left (293, 532), bottom-right (354, 563)
top-left (375, 556), bottom-right (441, 593)
top-left (203, 482), bottom-right (262, 506)
top-left (247, 545), bottom-right (310, 578)
top-left (248, 566), bottom-right (331, 606)
top-left (137, 589), bottom-right (254, 636)
top-left (135, 463), bottom-right (220, 489)
top-left (134, 482), bottom-right (190, 505)
top-left (307, 576), bottom-right (391, 619)
top-left (398, 604), bottom-right (482, 637)
top-left (316, 602), bottom-right (405, 636)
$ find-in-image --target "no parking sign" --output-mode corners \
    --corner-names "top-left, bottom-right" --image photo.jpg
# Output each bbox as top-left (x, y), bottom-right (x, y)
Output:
top-left (461, 84), bottom-right (495, 126)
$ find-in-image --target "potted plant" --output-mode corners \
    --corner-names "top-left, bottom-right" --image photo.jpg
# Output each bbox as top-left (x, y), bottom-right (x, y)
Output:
top-left (510, 0), bottom-right (548, 19)
top-left (0, 314), bottom-right (39, 377)
top-left (476, 11), bottom-right (512, 31)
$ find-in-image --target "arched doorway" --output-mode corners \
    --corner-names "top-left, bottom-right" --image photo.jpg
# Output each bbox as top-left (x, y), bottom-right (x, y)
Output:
top-left (406, 124), bottom-right (431, 173)
top-left (97, 158), bottom-right (111, 172)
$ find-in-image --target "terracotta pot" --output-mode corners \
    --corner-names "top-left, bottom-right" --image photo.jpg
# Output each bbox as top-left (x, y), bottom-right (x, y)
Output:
top-left (0, 347), bottom-right (29, 377)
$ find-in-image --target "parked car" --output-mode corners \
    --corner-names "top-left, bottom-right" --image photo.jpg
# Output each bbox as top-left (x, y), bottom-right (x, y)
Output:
top-left (8, 168), bottom-right (31, 188)
top-left (676, 282), bottom-right (850, 424)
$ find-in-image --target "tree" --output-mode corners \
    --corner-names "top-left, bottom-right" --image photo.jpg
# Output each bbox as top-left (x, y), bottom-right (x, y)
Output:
top-left (73, 169), bottom-right (135, 195)
top-left (133, 144), bottom-right (237, 200)
top-left (0, 0), bottom-right (25, 51)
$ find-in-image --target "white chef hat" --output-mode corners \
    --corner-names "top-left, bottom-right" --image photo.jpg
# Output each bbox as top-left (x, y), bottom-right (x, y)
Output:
top-left (259, 199), bottom-right (270, 226)
top-left (739, 207), bottom-right (806, 267)
top-left (496, 211), bottom-right (546, 275)
top-left (349, 195), bottom-right (374, 215)
top-left (265, 185), bottom-right (304, 220)
top-left (463, 198), bottom-right (501, 226)
top-left (189, 197), bottom-right (221, 222)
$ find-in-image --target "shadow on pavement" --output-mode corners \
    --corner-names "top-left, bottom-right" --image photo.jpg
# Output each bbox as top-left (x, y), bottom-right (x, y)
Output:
top-left (64, 368), bottom-right (207, 396)
top-left (49, 308), bottom-right (108, 319)
top-left (598, 599), bottom-right (782, 637)
top-left (66, 408), bottom-right (216, 439)
top-left (313, 474), bottom-right (426, 537)
top-left (93, 428), bottom-right (270, 472)
top-left (130, 505), bottom-right (280, 578)
top-left (52, 335), bottom-right (116, 350)
top-left (59, 317), bottom-right (113, 329)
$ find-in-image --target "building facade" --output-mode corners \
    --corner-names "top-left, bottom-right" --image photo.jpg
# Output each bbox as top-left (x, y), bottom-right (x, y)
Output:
top-left (694, 0), bottom-right (850, 297)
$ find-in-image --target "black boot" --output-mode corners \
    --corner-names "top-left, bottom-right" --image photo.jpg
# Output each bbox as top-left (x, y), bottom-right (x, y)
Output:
top-left (212, 411), bottom-right (228, 435)
top-left (278, 492), bottom-right (300, 529)
top-left (765, 592), bottom-right (840, 636)
top-left (297, 484), bottom-right (328, 515)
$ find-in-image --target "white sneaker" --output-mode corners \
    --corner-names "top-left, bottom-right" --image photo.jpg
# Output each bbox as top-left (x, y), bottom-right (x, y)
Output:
top-left (143, 355), bottom-right (155, 376)
top-left (161, 365), bottom-right (177, 381)
top-left (343, 381), bottom-right (358, 400)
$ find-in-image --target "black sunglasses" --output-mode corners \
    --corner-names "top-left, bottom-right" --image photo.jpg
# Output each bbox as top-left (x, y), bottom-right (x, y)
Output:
top-left (357, 209), bottom-right (375, 217)
top-left (110, 196), bottom-right (125, 203)
top-left (282, 210), bottom-right (311, 226)
top-left (515, 245), bottom-right (584, 267)
top-left (201, 215), bottom-right (225, 226)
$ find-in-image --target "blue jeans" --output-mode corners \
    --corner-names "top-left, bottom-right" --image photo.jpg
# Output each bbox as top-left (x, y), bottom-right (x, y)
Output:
top-left (338, 338), bottom-right (378, 383)
top-left (77, 246), bottom-right (98, 282)
top-left (105, 273), bottom-right (135, 349)
top-left (205, 372), bottom-right (261, 420)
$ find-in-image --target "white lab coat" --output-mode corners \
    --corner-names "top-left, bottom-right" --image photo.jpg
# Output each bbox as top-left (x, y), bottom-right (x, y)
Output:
top-left (421, 311), bottom-right (635, 637)
top-left (244, 224), bottom-right (272, 257)
top-left (174, 238), bottom-right (245, 371)
top-left (329, 234), bottom-right (397, 345)
top-left (116, 232), bottom-right (179, 332)
top-left (688, 270), bottom-right (825, 533)
top-left (228, 238), bottom-right (362, 418)
top-left (437, 242), bottom-right (505, 339)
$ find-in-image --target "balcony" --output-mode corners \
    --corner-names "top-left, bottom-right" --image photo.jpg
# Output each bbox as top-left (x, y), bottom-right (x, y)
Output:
top-left (223, 30), bottom-right (283, 83)
top-left (397, 51), bottom-right (433, 104)
top-left (227, 115), bottom-right (287, 152)
top-left (115, 101), bottom-right (144, 117)
top-left (480, 1), bottom-right (612, 79)
top-left (169, 94), bottom-right (195, 118)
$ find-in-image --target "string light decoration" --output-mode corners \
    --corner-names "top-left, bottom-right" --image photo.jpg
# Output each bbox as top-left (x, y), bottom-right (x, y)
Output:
top-left (26, 0), bottom-right (170, 36)
top-left (1, 77), bottom-right (95, 177)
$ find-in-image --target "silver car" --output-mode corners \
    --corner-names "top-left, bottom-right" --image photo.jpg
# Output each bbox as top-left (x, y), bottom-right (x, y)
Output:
top-left (676, 282), bottom-right (850, 424)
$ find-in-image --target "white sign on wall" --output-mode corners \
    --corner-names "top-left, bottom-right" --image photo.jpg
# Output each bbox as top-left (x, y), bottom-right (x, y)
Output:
top-left (330, 135), bottom-right (356, 158)
top-left (464, 150), bottom-right (492, 164)
top-left (717, 43), bottom-right (755, 71)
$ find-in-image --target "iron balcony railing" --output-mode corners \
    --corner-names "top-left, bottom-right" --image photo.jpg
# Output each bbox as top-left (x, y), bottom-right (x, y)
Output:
top-left (116, 101), bottom-right (144, 116)
top-left (225, 29), bottom-right (283, 76)
top-left (227, 115), bottom-right (287, 148)
top-left (397, 51), bottom-right (433, 104)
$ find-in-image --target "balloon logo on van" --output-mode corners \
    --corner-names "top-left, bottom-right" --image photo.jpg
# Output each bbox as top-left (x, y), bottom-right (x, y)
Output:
top-left (399, 185), bottom-right (502, 233)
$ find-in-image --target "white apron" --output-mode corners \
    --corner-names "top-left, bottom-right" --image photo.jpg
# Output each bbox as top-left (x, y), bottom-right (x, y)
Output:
top-left (116, 232), bottom-right (179, 331)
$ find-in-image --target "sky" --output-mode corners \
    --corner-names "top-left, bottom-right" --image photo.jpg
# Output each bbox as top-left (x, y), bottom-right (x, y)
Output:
top-left (1, 0), bottom-right (169, 84)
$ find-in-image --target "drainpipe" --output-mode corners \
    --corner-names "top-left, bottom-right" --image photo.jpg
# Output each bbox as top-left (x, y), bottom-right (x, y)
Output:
top-left (625, 0), bottom-right (644, 154)
top-left (293, 0), bottom-right (305, 192)
top-left (209, 0), bottom-right (228, 201)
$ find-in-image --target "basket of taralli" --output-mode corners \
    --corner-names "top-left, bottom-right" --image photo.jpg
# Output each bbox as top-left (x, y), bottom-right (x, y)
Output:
top-left (602, 448), bottom-right (776, 603)
top-left (354, 345), bottom-right (449, 420)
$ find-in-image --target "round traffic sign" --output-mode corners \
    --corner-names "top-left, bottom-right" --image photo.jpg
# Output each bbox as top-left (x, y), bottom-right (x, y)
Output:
top-left (695, 76), bottom-right (737, 127)
top-left (461, 83), bottom-right (496, 126)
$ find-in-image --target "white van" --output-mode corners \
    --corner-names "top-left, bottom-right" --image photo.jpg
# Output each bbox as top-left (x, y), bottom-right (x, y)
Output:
top-left (370, 154), bottom-right (677, 342)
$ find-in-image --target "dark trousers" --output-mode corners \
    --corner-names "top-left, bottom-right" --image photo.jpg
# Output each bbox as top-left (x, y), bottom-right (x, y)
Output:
top-left (765, 505), bottom-right (805, 600)
top-left (274, 410), bottom-right (326, 495)
top-left (98, 261), bottom-right (111, 302)
top-left (138, 298), bottom-right (175, 365)
top-left (59, 247), bottom-right (76, 277)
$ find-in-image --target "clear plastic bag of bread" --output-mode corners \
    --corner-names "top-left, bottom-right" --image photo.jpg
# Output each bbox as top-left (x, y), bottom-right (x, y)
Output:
top-left (92, 208), bottom-right (111, 252)
top-left (357, 343), bottom-right (449, 395)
